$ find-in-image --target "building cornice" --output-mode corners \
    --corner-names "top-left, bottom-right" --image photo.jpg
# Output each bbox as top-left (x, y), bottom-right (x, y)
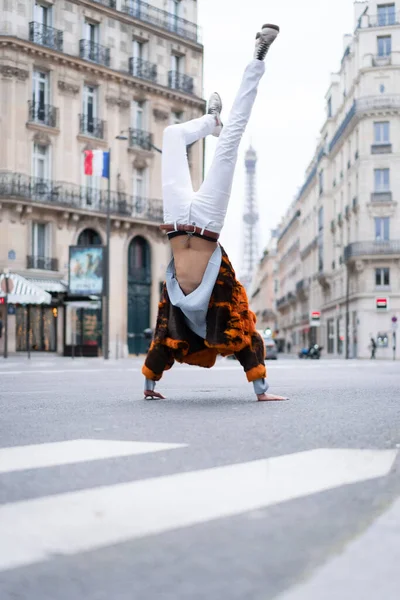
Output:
top-left (0, 36), bottom-right (205, 109)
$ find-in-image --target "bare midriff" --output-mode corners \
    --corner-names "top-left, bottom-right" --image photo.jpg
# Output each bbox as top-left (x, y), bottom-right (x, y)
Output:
top-left (169, 235), bottom-right (218, 295)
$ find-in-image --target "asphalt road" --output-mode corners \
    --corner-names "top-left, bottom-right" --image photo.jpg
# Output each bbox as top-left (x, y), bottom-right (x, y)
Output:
top-left (0, 355), bottom-right (399, 599)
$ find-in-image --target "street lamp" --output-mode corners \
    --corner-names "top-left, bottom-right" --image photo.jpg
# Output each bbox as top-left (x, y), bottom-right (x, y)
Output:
top-left (115, 130), bottom-right (162, 153)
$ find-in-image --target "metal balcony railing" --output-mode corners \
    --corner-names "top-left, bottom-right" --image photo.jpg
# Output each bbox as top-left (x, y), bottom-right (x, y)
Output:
top-left (79, 114), bottom-right (106, 139)
top-left (371, 191), bottom-right (392, 203)
top-left (345, 241), bottom-right (400, 262)
top-left (168, 70), bottom-right (194, 94)
top-left (27, 255), bottom-right (59, 271)
top-left (91, 0), bottom-right (117, 8)
top-left (128, 128), bottom-right (154, 151)
top-left (29, 22), bottom-right (63, 52)
top-left (28, 101), bottom-right (58, 128)
top-left (129, 57), bottom-right (158, 83)
top-left (0, 172), bottom-right (163, 224)
top-left (122, 0), bottom-right (199, 42)
top-left (358, 11), bottom-right (399, 28)
top-left (79, 40), bottom-right (111, 67)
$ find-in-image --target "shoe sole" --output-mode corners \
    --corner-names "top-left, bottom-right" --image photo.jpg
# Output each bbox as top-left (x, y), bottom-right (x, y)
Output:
top-left (261, 24), bottom-right (280, 32)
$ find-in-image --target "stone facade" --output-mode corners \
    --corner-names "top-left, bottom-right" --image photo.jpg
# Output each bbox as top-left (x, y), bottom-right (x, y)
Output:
top-left (0, 0), bottom-right (205, 357)
top-left (254, 0), bottom-right (400, 359)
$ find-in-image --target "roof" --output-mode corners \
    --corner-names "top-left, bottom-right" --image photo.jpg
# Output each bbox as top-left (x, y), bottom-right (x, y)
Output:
top-left (24, 277), bottom-right (68, 294)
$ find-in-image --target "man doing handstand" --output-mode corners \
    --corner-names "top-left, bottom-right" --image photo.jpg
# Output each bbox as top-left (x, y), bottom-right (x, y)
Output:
top-left (142, 23), bottom-right (287, 402)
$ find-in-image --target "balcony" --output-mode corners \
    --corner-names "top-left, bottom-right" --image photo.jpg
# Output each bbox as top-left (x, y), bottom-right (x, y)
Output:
top-left (28, 101), bottom-right (58, 128)
top-left (371, 191), bottom-right (392, 203)
top-left (345, 241), bottom-right (400, 262)
top-left (330, 220), bottom-right (336, 233)
top-left (122, 1), bottom-right (199, 42)
top-left (0, 172), bottom-right (163, 224)
top-left (79, 40), bottom-right (111, 67)
top-left (168, 71), bottom-right (194, 94)
top-left (358, 11), bottom-right (399, 28)
top-left (337, 213), bottom-right (343, 227)
top-left (27, 256), bottom-right (58, 271)
top-left (352, 197), bottom-right (359, 212)
top-left (276, 295), bottom-right (287, 309)
top-left (345, 205), bottom-right (350, 220)
top-left (129, 57), bottom-right (157, 83)
top-left (358, 95), bottom-right (400, 111)
top-left (79, 115), bottom-right (106, 139)
top-left (128, 128), bottom-right (153, 151)
top-left (371, 143), bottom-right (392, 154)
top-left (296, 279), bottom-right (309, 299)
top-left (29, 22), bottom-right (63, 52)
top-left (372, 54), bottom-right (392, 67)
top-left (91, 0), bottom-right (117, 7)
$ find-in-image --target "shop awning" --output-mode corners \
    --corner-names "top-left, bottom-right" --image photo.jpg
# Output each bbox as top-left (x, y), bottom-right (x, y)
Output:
top-left (24, 277), bottom-right (68, 294)
top-left (0, 273), bottom-right (51, 305)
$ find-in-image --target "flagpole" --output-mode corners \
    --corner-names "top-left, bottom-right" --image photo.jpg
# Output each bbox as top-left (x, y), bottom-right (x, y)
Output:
top-left (104, 147), bottom-right (111, 360)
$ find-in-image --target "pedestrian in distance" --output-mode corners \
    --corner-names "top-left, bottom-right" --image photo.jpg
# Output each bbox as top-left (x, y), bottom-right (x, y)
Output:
top-left (370, 336), bottom-right (377, 359)
top-left (142, 24), bottom-right (287, 402)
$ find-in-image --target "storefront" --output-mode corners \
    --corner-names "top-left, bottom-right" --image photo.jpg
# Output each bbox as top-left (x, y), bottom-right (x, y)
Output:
top-left (63, 299), bottom-right (102, 357)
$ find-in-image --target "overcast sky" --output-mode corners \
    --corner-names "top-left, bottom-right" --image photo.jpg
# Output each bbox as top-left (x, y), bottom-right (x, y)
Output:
top-left (197, 0), bottom-right (355, 272)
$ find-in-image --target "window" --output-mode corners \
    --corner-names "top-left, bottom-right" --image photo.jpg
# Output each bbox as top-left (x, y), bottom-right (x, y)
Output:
top-left (132, 39), bottom-right (147, 62)
top-left (327, 96), bottom-right (332, 118)
top-left (83, 85), bottom-right (98, 133)
top-left (133, 167), bottom-right (147, 200)
top-left (85, 20), bottom-right (99, 45)
top-left (171, 54), bottom-right (182, 74)
top-left (32, 70), bottom-right (49, 122)
top-left (132, 100), bottom-right (145, 131)
top-left (375, 217), bottom-right (390, 241)
top-left (377, 35), bottom-right (392, 56)
top-left (374, 121), bottom-right (390, 143)
top-left (34, 2), bottom-right (52, 26)
top-left (375, 267), bottom-right (390, 287)
top-left (32, 222), bottom-right (49, 258)
top-left (168, 0), bottom-right (181, 18)
top-left (377, 4), bottom-right (396, 26)
top-left (374, 168), bottom-right (390, 191)
top-left (318, 170), bottom-right (324, 195)
top-left (77, 229), bottom-right (102, 246)
top-left (32, 143), bottom-right (50, 180)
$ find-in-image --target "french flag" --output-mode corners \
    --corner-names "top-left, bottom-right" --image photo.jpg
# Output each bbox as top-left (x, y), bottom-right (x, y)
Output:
top-left (84, 150), bottom-right (110, 178)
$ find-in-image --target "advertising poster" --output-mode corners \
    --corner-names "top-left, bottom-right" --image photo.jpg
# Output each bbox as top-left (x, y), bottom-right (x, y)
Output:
top-left (68, 246), bottom-right (104, 296)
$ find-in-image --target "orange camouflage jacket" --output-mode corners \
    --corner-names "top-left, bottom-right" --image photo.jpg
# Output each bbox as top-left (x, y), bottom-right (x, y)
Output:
top-left (142, 247), bottom-right (266, 383)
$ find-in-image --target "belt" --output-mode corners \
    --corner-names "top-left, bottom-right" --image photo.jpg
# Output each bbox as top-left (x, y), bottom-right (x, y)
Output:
top-left (160, 224), bottom-right (219, 241)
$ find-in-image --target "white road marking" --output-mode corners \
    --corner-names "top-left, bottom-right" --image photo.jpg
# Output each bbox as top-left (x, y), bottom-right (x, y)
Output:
top-left (0, 448), bottom-right (395, 571)
top-left (0, 439), bottom-right (186, 474)
top-left (0, 368), bottom-right (139, 375)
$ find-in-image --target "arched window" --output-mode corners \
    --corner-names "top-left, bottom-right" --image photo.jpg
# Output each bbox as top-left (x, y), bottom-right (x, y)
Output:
top-left (128, 236), bottom-right (151, 282)
top-left (77, 228), bottom-right (101, 246)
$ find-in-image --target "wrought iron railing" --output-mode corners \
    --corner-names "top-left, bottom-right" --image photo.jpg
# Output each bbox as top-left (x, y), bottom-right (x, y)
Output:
top-left (79, 40), bottom-right (111, 67)
top-left (91, 0), bottom-right (117, 8)
top-left (128, 128), bottom-right (153, 151)
top-left (0, 172), bottom-right (163, 224)
top-left (345, 241), bottom-right (400, 262)
top-left (358, 11), bottom-right (399, 28)
top-left (79, 114), bottom-right (106, 139)
top-left (28, 101), bottom-right (58, 128)
top-left (168, 70), bottom-right (194, 94)
top-left (29, 22), bottom-right (63, 52)
top-left (122, 0), bottom-right (199, 42)
top-left (371, 191), bottom-right (392, 203)
top-left (129, 57), bottom-right (158, 83)
top-left (27, 256), bottom-right (59, 271)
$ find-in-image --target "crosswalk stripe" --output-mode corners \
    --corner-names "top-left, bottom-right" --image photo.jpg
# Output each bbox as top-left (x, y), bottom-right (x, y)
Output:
top-left (0, 439), bottom-right (186, 474)
top-left (0, 448), bottom-right (396, 572)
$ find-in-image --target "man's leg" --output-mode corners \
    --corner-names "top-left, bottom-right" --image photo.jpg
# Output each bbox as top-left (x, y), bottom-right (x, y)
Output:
top-left (190, 25), bottom-right (279, 234)
top-left (162, 115), bottom-right (216, 225)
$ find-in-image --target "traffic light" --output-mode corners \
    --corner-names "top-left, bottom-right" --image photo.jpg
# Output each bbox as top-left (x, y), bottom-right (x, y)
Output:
top-left (0, 297), bottom-right (4, 305)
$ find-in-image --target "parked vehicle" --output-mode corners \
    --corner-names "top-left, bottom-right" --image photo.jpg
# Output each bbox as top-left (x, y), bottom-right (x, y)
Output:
top-left (258, 330), bottom-right (278, 360)
top-left (298, 344), bottom-right (323, 359)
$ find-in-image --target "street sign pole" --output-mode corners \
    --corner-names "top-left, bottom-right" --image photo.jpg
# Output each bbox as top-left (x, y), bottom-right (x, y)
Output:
top-left (104, 148), bottom-right (111, 361)
top-left (392, 316), bottom-right (398, 361)
top-left (4, 273), bottom-right (9, 359)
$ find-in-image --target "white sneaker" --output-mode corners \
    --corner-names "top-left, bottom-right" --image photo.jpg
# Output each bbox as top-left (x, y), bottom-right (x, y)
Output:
top-left (254, 24), bottom-right (280, 61)
top-left (207, 92), bottom-right (223, 137)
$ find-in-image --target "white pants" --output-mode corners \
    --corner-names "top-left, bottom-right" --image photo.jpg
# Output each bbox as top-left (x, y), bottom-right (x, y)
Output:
top-left (162, 59), bottom-right (266, 234)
